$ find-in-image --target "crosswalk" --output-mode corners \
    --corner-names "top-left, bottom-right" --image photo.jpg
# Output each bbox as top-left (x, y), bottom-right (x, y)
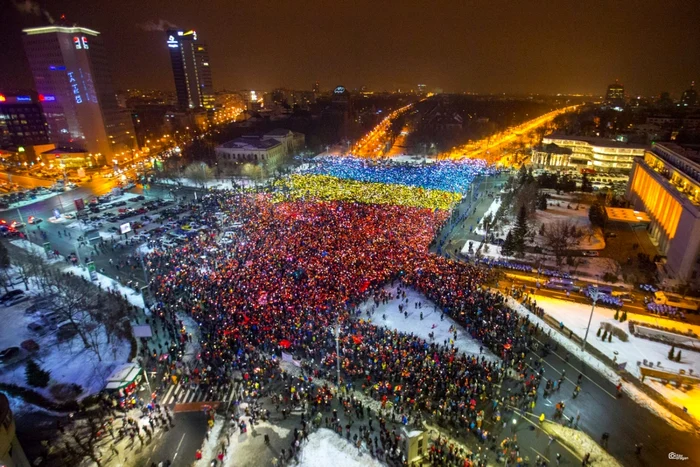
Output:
top-left (159, 382), bottom-right (239, 406)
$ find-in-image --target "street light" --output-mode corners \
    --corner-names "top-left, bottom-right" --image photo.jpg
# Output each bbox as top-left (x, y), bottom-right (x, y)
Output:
top-left (582, 285), bottom-right (600, 351)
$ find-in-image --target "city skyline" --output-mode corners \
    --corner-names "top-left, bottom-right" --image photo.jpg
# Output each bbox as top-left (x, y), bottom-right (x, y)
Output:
top-left (1, 0), bottom-right (699, 96)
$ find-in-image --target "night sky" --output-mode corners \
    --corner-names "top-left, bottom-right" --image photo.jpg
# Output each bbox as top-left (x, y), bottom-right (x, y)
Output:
top-left (1, 0), bottom-right (699, 96)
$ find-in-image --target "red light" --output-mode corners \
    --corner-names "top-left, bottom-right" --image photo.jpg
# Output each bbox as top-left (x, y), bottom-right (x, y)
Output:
top-left (39, 94), bottom-right (45, 101)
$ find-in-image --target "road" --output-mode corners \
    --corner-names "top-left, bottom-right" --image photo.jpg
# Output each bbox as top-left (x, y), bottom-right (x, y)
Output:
top-left (440, 105), bottom-right (580, 163)
top-left (351, 104), bottom-right (413, 158)
top-left (505, 301), bottom-right (700, 466)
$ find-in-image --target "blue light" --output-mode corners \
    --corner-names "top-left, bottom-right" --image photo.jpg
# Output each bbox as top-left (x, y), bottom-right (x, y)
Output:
top-left (16, 96), bottom-right (32, 102)
top-left (49, 65), bottom-right (66, 71)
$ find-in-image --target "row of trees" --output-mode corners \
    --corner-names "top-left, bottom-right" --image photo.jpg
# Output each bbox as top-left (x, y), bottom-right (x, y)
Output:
top-left (2, 245), bottom-right (134, 363)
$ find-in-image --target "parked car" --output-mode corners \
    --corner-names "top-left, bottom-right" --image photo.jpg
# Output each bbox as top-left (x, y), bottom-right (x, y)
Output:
top-left (27, 322), bottom-right (47, 335)
top-left (0, 289), bottom-right (24, 303)
top-left (57, 322), bottom-right (79, 340)
top-left (0, 347), bottom-right (20, 362)
top-left (6, 294), bottom-right (31, 307)
top-left (20, 339), bottom-right (40, 352)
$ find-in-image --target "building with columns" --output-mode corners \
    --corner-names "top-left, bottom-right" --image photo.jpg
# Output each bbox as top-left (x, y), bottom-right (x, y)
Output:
top-left (532, 134), bottom-right (646, 173)
top-left (627, 143), bottom-right (700, 283)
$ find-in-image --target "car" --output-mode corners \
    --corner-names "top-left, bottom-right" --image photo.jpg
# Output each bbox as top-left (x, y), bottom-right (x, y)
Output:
top-left (582, 251), bottom-right (600, 257)
top-left (0, 289), bottom-right (24, 303)
top-left (28, 216), bottom-right (42, 224)
top-left (64, 213), bottom-right (76, 219)
top-left (10, 221), bottom-right (25, 229)
top-left (128, 197), bottom-right (140, 203)
top-left (0, 347), bottom-right (20, 362)
top-left (114, 201), bottom-right (127, 207)
top-left (57, 322), bottom-right (79, 340)
top-left (6, 294), bottom-right (31, 307)
top-left (20, 339), bottom-right (40, 352)
top-left (27, 322), bottom-right (47, 334)
top-left (135, 195), bottom-right (145, 201)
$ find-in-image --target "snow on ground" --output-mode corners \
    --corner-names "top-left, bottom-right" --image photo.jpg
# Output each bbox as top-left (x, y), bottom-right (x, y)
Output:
top-left (194, 415), bottom-right (225, 467)
top-left (10, 239), bottom-right (63, 264)
top-left (475, 193), bottom-right (605, 251)
top-left (531, 295), bottom-right (700, 380)
top-left (66, 263), bottom-right (146, 310)
top-left (155, 176), bottom-right (260, 190)
top-left (297, 428), bottom-right (384, 467)
top-left (11, 237), bottom-right (147, 311)
top-left (504, 295), bottom-right (697, 432)
top-left (474, 198), bottom-right (502, 235)
top-left (0, 279), bottom-right (131, 400)
top-left (543, 421), bottom-right (621, 467)
top-left (465, 241), bottom-right (620, 282)
top-left (2, 190), bottom-right (65, 211)
top-left (645, 380), bottom-right (700, 421)
top-left (356, 285), bottom-right (498, 361)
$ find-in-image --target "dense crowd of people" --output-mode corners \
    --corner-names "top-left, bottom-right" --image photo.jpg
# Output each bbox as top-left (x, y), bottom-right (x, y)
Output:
top-left (301, 157), bottom-right (491, 193)
top-left (142, 190), bottom-right (545, 464)
top-left (274, 174), bottom-right (463, 210)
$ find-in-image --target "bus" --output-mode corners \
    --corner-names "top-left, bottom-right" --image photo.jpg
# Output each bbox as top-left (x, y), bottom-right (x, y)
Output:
top-left (653, 291), bottom-right (699, 312)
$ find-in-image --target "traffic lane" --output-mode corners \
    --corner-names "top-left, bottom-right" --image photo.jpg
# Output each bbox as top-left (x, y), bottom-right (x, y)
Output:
top-left (145, 411), bottom-right (208, 467)
top-left (530, 328), bottom-right (700, 465)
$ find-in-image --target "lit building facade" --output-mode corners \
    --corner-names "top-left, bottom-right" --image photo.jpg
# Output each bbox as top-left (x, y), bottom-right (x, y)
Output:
top-left (166, 30), bottom-right (214, 110)
top-left (605, 81), bottom-right (625, 108)
top-left (627, 143), bottom-right (700, 282)
top-left (0, 393), bottom-right (31, 467)
top-left (215, 136), bottom-right (286, 165)
top-left (532, 134), bottom-right (646, 172)
top-left (22, 26), bottom-right (136, 157)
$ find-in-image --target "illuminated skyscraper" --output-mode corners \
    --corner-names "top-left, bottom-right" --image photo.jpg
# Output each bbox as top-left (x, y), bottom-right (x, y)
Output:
top-left (605, 80), bottom-right (625, 108)
top-left (680, 81), bottom-right (697, 107)
top-left (166, 29), bottom-right (215, 110)
top-left (22, 25), bottom-right (136, 157)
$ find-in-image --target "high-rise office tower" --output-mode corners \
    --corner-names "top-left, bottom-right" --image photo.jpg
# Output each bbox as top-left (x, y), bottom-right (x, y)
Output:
top-left (22, 25), bottom-right (136, 158)
top-left (605, 80), bottom-right (625, 108)
top-left (166, 29), bottom-right (215, 110)
top-left (680, 81), bottom-right (697, 107)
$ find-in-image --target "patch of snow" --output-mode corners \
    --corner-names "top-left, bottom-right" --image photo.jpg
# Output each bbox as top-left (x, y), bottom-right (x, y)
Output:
top-left (297, 428), bottom-right (384, 467)
top-left (528, 295), bottom-right (699, 380)
top-left (543, 421), bottom-right (622, 467)
top-left (504, 295), bottom-right (697, 432)
top-left (194, 415), bottom-right (225, 467)
top-left (356, 285), bottom-right (498, 361)
top-left (0, 289), bottom-right (131, 400)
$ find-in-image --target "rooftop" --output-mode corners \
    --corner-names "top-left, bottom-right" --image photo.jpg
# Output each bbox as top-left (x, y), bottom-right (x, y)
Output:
top-left (23, 26), bottom-right (100, 36)
top-left (265, 128), bottom-right (294, 137)
top-left (219, 137), bottom-right (281, 151)
top-left (545, 134), bottom-right (647, 150)
top-left (605, 207), bottom-right (651, 224)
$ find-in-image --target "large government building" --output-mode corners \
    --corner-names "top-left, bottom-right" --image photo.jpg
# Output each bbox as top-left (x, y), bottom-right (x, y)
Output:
top-left (627, 143), bottom-right (700, 283)
top-left (532, 134), bottom-right (647, 172)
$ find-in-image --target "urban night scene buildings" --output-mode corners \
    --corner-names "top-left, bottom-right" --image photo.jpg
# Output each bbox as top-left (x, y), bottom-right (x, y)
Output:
top-left (0, 1), bottom-right (699, 466)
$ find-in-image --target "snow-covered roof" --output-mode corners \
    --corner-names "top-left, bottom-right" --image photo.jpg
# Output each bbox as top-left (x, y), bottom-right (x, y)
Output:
top-left (104, 363), bottom-right (142, 390)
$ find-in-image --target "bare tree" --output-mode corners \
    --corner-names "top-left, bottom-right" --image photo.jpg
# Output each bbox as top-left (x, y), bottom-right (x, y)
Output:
top-left (543, 220), bottom-right (583, 266)
top-left (184, 162), bottom-right (214, 190)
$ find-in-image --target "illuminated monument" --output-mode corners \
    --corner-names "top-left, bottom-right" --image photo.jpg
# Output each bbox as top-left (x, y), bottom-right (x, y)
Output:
top-left (627, 143), bottom-right (700, 283)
